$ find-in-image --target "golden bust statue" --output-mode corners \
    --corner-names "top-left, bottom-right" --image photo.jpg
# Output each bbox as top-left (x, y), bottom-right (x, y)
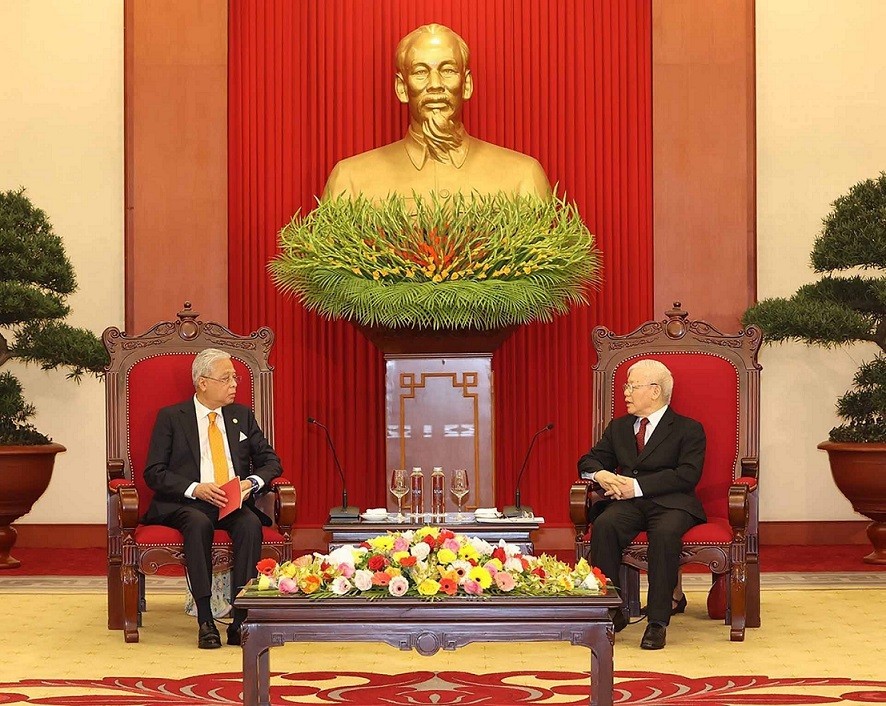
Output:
top-left (322, 24), bottom-right (552, 202)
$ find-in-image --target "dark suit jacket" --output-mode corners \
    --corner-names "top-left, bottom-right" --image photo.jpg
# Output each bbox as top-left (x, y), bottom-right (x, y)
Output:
top-left (577, 407), bottom-right (707, 522)
top-left (142, 401), bottom-right (282, 526)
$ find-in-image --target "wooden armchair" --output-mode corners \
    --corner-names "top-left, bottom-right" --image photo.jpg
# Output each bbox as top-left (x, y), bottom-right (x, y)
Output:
top-left (570, 304), bottom-right (762, 641)
top-left (104, 303), bottom-right (296, 643)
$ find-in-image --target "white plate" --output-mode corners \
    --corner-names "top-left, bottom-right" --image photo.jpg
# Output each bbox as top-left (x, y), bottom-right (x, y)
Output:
top-left (360, 512), bottom-right (391, 521)
top-left (475, 516), bottom-right (545, 524)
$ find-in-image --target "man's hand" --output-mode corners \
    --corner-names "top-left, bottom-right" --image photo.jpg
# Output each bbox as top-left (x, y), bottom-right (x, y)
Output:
top-left (596, 471), bottom-right (635, 500)
top-left (239, 479), bottom-right (253, 503)
top-left (194, 482), bottom-right (228, 507)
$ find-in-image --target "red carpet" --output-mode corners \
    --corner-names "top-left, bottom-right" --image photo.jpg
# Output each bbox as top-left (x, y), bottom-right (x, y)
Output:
top-left (0, 669), bottom-right (884, 705)
top-left (2, 544), bottom-right (883, 576)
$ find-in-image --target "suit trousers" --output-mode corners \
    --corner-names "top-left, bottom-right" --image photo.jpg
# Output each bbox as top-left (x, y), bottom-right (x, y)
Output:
top-left (163, 503), bottom-right (262, 608)
top-left (590, 498), bottom-right (699, 624)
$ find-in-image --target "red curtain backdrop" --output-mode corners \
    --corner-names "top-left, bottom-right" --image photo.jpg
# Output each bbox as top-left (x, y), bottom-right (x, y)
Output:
top-left (228, 0), bottom-right (652, 529)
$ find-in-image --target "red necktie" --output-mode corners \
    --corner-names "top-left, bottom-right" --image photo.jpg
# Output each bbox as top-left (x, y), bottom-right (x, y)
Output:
top-left (636, 417), bottom-right (649, 454)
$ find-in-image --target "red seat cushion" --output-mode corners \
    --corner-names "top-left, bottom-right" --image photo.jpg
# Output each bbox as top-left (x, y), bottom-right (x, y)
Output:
top-left (134, 524), bottom-right (286, 545)
top-left (630, 517), bottom-right (734, 546)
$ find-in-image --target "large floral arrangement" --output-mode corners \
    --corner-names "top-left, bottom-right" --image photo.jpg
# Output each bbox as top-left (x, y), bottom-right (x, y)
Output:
top-left (269, 192), bottom-right (601, 330)
top-left (250, 527), bottom-right (608, 599)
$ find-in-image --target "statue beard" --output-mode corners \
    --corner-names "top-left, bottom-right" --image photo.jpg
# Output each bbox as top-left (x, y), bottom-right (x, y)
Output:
top-left (420, 110), bottom-right (464, 162)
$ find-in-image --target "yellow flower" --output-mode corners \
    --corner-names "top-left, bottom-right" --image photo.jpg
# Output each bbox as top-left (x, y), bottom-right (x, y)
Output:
top-left (523, 266), bottom-right (532, 274)
top-left (414, 526), bottom-right (439, 541)
top-left (450, 272), bottom-right (460, 280)
top-left (432, 274), bottom-right (442, 283)
top-left (406, 269), bottom-right (415, 278)
top-left (367, 535), bottom-right (395, 552)
top-left (418, 579), bottom-right (441, 596)
top-left (437, 547), bottom-right (457, 564)
top-left (279, 562), bottom-right (298, 578)
top-left (469, 566), bottom-right (493, 589)
top-left (257, 574), bottom-right (273, 590)
top-left (386, 567), bottom-right (402, 577)
top-left (352, 267), bottom-right (361, 275)
top-left (439, 568), bottom-right (460, 582)
top-left (486, 557), bottom-right (503, 571)
top-left (458, 543), bottom-right (479, 561)
top-left (372, 271), bottom-right (381, 280)
top-left (392, 550), bottom-right (410, 564)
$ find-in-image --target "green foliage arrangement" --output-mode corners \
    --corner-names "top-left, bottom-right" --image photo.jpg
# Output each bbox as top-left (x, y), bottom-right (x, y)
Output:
top-left (0, 188), bottom-right (107, 445)
top-left (269, 192), bottom-right (601, 330)
top-left (743, 173), bottom-right (886, 443)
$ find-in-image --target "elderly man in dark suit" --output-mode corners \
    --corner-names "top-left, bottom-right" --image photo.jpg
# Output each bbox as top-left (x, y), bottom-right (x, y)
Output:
top-left (578, 359), bottom-right (706, 650)
top-left (143, 348), bottom-right (282, 649)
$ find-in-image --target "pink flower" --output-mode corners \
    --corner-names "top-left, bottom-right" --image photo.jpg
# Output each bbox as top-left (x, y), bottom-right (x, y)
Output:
top-left (483, 561), bottom-right (499, 575)
top-left (389, 575), bottom-right (409, 597)
top-left (443, 538), bottom-right (460, 552)
top-left (278, 577), bottom-right (299, 594)
top-left (463, 579), bottom-right (483, 595)
top-left (293, 554), bottom-right (314, 567)
top-left (337, 562), bottom-right (355, 578)
top-left (494, 571), bottom-right (516, 592)
top-left (393, 536), bottom-right (410, 552)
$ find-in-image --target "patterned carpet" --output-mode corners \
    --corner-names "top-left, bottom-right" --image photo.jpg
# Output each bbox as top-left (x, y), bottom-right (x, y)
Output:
top-left (0, 587), bottom-right (883, 705)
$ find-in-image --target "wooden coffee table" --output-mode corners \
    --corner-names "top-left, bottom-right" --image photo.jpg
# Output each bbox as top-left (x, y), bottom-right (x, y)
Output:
top-left (235, 590), bottom-right (622, 706)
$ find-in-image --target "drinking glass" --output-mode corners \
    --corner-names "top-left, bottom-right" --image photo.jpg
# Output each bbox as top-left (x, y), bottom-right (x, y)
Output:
top-left (390, 469), bottom-right (409, 523)
top-left (450, 468), bottom-right (469, 520)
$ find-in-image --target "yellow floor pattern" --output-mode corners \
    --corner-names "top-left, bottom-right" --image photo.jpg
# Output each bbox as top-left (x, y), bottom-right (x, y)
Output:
top-left (1, 588), bottom-right (883, 700)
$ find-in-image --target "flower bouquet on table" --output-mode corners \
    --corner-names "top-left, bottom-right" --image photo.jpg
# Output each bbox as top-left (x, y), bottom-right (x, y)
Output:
top-left (249, 526), bottom-right (609, 599)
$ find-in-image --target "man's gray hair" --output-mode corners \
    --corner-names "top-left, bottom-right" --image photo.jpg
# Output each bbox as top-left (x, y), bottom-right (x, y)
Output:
top-left (627, 359), bottom-right (674, 403)
top-left (395, 24), bottom-right (470, 75)
top-left (192, 348), bottom-right (232, 388)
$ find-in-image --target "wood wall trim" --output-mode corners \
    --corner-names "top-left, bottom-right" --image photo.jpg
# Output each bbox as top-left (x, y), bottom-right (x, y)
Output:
top-left (12, 522), bottom-right (871, 549)
top-left (124, 0), bottom-right (229, 333)
top-left (651, 0), bottom-right (757, 330)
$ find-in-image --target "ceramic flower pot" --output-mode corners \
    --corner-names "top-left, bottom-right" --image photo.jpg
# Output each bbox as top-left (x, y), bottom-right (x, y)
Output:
top-left (0, 443), bottom-right (65, 568)
top-left (818, 441), bottom-right (886, 565)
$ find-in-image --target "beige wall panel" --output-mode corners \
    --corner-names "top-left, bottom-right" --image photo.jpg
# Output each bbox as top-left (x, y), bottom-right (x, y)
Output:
top-left (756, 0), bottom-right (886, 520)
top-left (0, 1), bottom-right (124, 524)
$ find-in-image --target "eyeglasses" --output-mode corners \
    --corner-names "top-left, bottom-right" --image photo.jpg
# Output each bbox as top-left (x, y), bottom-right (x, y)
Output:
top-left (202, 373), bottom-right (242, 385)
top-left (623, 382), bottom-right (658, 394)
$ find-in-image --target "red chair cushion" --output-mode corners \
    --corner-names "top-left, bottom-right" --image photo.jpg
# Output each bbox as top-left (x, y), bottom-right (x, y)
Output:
top-left (630, 517), bottom-right (734, 546)
top-left (612, 353), bottom-right (739, 520)
top-left (126, 354), bottom-right (254, 518)
top-left (134, 524), bottom-right (286, 545)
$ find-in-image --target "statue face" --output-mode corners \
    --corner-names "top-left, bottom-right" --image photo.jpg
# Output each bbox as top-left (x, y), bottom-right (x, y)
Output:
top-left (396, 31), bottom-right (473, 127)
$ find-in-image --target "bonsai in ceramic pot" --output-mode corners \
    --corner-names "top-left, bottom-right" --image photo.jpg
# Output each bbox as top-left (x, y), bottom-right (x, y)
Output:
top-left (743, 173), bottom-right (886, 563)
top-left (0, 188), bottom-right (107, 567)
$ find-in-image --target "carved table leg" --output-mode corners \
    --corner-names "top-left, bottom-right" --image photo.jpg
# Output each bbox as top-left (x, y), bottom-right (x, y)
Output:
top-left (241, 623), bottom-right (271, 706)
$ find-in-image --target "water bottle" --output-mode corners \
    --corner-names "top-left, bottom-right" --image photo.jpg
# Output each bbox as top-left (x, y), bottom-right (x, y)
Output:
top-left (431, 466), bottom-right (445, 521)
top-left (410, 467), bottom-right (424, 520)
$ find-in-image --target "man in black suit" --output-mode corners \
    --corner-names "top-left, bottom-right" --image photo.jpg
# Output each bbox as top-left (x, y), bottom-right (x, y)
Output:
top-left (578, 359), bottom-right (705, 650)
top-left (143, 348), bottom-right (282, 649)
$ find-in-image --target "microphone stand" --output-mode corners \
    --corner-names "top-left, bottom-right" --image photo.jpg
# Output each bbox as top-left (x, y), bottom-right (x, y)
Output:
top-left (308, 417), bottom-right (360, 522)
top-left (503, 423), bottom-right (554, 518)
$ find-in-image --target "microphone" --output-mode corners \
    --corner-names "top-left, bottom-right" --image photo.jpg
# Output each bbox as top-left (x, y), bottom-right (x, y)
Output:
top-left (503, 423), bottom-right (554, 518)
top-left (308, 417), bottom-right (360, 522)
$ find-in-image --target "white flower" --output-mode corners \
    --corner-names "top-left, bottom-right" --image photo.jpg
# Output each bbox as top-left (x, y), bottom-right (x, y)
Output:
top-left (389, 575), bottom-right (409, 597)
top-left (504, 557), bottom-right (525, 573)
top-left (468, 536), bottom-right (494, 556)
top-left (324, 544), bottom-right (365, 570)
top-left (580, 573), bottom-right (602, 591)
top-left (411, 541), bottom-right (431, 561)
top-left (330, 577), bottom-right (353, 595)
top-left (353, 569), bottom-right (374, 591)
top-left (496, 538), bottom-right (521, 558)
top-left (449, 559), bottom-right (474, 583)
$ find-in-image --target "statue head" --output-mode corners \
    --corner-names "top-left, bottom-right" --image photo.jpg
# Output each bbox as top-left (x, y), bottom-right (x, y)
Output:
top-left (394, 24), bottom-right (474, 138)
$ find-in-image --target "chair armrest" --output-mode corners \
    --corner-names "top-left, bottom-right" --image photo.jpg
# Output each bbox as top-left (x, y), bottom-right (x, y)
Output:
top-left (740, 457), bottom-right (759, 481)
top-left (569, 480), bottom-right (598, 537)
top-left (108, 479), bottom-right (140, 530)
top-left (108, 459), bottom-right (125, 482)
top-left (727, 482), bottom-right (750, 532)
top-left (269, 477), bottom-right (296, 533)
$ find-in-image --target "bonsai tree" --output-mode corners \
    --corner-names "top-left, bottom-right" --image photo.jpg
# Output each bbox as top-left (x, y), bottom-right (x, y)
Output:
top-left (0, 188), bottom-right (107, 444)
top-left (743, 173), bottom-right (886, 443)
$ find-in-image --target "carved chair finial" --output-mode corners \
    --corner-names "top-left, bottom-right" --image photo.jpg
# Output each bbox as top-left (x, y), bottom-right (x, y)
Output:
top-left (664, 302), bottom-right (689, 339)
top-left (177, 302), bottom-right (200, 340)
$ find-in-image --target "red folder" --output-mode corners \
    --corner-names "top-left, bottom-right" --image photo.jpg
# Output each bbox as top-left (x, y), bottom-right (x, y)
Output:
top-left (218, 476), bottom-right (244, 520)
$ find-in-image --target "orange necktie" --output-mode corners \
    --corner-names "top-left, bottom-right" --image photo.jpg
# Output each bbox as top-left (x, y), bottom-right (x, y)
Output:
top-left (207, 412), bottom-right (229, 486)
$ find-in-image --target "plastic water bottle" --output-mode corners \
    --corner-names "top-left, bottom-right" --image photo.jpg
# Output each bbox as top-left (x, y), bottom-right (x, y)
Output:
top-left (431, 466), bottom-right (445, 521)
top-left (410, 467), bottom-right (424, 520)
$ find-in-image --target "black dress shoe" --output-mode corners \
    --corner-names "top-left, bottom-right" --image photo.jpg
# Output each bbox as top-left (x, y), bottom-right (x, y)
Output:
top-left (640, 622), bottom-right (667, 650)
top-left (198, 621), bottom-right (222, 649)
top-left (227, 624), bottom-right (242, 646)
top-left (610, 608), bottom-right (628, 633)
top-left (672, 594), bottom-right (687, 615)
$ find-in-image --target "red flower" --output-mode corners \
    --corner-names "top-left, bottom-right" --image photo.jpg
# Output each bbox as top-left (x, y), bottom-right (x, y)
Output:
top-left (492, 547), bottom-right (507, 563)
top-left (400, 555), bottom-right (418, 567)
top-left (371, 571), bottom-right (391, 586)
top-left (531, 567), bottom-right (546, 579)
top-left (422, 536), bottom-right (436, 549)
top-left (367, 555), bottom-right (388, 571)
top-left (256, 558), bottom-right (278, 576)
top-left (438, 529), bottom-right (455, 543)
top-left (439, 577), bottom-right (458, 596)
